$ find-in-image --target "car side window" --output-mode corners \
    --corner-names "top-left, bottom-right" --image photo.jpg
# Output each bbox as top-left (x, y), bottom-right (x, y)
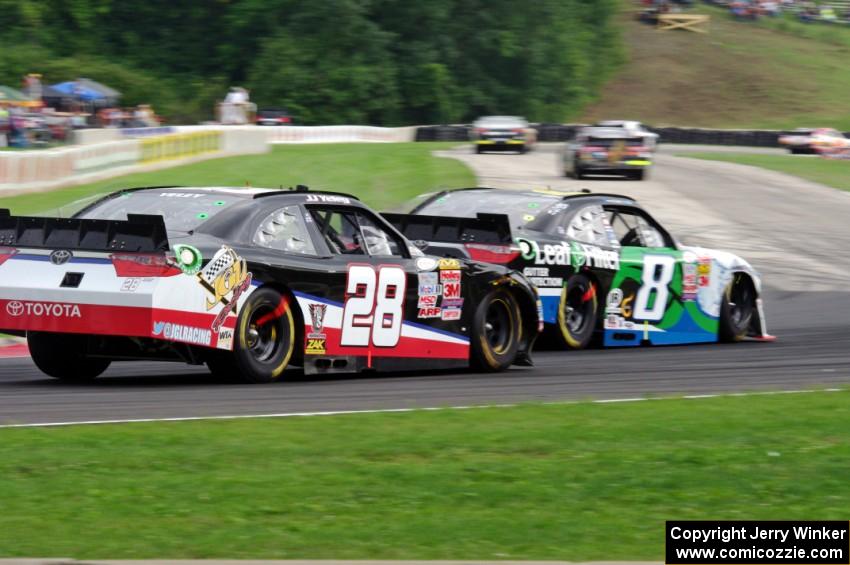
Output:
top-left (309, 208), bottom-right (406, 257)
top-left (604, 207), bottom-right (669, 248)
top-left (566, 204), bottom-right (617, 247)
top-left (252, 205), bottom-right (317, 255)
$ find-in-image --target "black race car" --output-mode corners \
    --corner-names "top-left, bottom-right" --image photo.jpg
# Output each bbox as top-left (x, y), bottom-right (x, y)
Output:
top-left (0, 187), bottom-right (539, 383)
top-left (385, 188), bottom-right (773, 350)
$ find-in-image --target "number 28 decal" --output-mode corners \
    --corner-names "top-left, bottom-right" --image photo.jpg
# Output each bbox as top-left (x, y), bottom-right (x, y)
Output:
top-left (341, 264), bottom-right (407, 347)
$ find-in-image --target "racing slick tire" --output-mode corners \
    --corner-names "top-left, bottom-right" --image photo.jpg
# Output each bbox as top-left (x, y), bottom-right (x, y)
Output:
top-left (629, 169), bottom-right (646, 181)
top-left (575, 164), bottom-right (586, 180)
top-left (475, 145), bottom-right (484, 154)
top-left (470, 287), bottom-right (522, 372)
top-left (207, 286), bottom-right (297, 383)
top-left (27, 332), bottom-right (111, 381)
top-left (718, 274), bottom-right (756, 342)
top-left (556, 274), bottom-right (598, 350)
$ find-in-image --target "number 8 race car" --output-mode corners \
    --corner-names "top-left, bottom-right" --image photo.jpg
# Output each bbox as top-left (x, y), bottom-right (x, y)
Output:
top-left (0, 186), bottom-right (540, 383)
top-left (386, 188), bottom-right (774, 349)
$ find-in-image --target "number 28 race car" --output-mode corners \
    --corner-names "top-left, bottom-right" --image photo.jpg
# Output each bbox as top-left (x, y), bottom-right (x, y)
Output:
top-left (0, 187), bottom-right (540, 383)
top-left (386, 188), bottom-right (774, 349)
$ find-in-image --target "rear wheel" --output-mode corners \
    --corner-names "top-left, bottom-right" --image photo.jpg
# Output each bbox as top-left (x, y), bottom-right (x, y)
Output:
top-left (208, 286), bottom-right (297, 383)
top-left (27, 332), bottom-right (110, 381)
top-left (719, 274), bottom-right (755, 342)
top-left (630, 169), bottom-right (646, 181)
top-left (471, 288), bottom-right (522, 371)
top-left (556, 274), bottom-right (598, 349)
top-left (475, 145), bottom-right (483, 154)
top-left (575, 164), bottom-right (586, 180)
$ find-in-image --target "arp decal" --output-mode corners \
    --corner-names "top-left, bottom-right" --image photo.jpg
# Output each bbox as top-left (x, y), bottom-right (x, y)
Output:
top-left (418, 306), bottom-right (441, 319)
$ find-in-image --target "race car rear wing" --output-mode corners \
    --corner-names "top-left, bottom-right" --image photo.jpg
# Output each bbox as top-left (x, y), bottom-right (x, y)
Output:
top-left (382, 212), bottom-right (512, 245)
top-left (0, 209), bottom-right (169, 252)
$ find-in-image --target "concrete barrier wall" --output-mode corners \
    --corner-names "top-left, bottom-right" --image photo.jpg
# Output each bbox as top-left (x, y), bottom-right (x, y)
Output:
top-left (0, 125), bottom-right (416, 196)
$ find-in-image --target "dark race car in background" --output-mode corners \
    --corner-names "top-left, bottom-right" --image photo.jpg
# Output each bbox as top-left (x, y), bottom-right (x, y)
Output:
top-left (471, 115), bottom-right (537, 154)
top-left (561, 126), bottom-right (653, 180)
top-left (386, 188), bottom-right (773, 350)
top-left (0, 187), bottom-right (539, 383)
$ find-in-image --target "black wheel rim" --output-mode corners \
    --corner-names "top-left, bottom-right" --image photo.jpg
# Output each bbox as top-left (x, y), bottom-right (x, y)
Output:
top-left (728, 276), bottom-right (754, 329)
top-left (565, 283), bottom-right (594, 335)
top-left (245, 304), bottom-right (282, 363)
top-left (485, 298), bottom-right (512, 355)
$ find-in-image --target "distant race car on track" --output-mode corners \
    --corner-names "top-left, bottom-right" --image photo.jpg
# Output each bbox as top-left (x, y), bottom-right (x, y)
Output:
top-left (385, 188), bottom-right (773, 350)
top-left (593, 120), bottom-right (659, 151)
top-left (561, 127), bottom-right (653, 180)
top-left (471, 115), bottom-right (537, 154)
top-left (778, 128), bottom-right (850, 154)
top-left (0, 187), bottom-right (540, 383)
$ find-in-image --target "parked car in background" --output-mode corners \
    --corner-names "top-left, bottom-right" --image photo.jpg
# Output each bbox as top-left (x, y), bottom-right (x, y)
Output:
top-left (561, 127), bottom-right (653, 180)
top-left (256, 108), bottom-right (293, 126)
top-left (471, 115), bottom-right (537, 154)
top-left (778, 128), bottom-right (849, 154)
top-left (594, 120), bottom-right (659, 150)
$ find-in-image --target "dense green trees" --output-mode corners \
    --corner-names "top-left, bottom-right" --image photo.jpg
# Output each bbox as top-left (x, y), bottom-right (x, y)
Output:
top-left (0, 0), bottom-right (623, 124)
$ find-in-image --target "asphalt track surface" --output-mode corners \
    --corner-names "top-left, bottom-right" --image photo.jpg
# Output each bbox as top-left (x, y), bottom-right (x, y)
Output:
top-left (1, 144), bottom-right (849, 425)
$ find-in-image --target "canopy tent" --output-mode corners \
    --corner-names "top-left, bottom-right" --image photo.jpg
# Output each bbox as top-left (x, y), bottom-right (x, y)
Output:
top-left (0, 85), bottom-right (40, 107)
top-left (44, 78), bottom-right (120, 108)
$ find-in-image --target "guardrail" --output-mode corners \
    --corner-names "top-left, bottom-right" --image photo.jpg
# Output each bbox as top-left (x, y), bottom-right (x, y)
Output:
top-left (415, 124), bottom-right (850, 147)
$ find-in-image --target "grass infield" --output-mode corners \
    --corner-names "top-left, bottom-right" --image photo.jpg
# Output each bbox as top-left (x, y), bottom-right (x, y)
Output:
top-left (0, 142), bottom-right (474, 215)
top-left (679, 152), bottom-right (850, 193)
top-left (1, 391), bottom-right (848, 559)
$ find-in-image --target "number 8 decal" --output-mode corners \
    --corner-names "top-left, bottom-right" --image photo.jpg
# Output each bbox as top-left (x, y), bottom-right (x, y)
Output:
top-left (341, 264), bottom-right (407, 347)
top-left (634, 255), bottom-right (676, 322)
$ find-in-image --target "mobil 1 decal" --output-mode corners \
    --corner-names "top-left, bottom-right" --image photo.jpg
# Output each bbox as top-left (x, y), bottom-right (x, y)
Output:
top-left (604, 247), bottom-right (717, 345)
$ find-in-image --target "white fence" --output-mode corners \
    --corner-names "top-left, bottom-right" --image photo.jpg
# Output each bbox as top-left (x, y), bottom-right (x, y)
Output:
top-left (0, 125), bottom-right (416, 195)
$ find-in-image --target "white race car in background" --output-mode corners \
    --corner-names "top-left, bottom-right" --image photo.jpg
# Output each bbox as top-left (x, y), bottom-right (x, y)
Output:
top-left (594, 120), bottom-right (659, 151)
top-left (471, 116), bottom-right (538, 154)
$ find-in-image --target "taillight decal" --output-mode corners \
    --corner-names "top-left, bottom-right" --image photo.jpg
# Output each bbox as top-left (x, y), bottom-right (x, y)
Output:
top-left (110, 253), bottom-right (182, 278)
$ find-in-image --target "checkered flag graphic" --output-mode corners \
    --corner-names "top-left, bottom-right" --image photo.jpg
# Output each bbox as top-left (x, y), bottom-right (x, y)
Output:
top-left (199, 247), bottom-right (237, 286)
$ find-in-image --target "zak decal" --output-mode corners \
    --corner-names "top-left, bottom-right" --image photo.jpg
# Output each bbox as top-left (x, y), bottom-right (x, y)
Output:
top-left (197, 246), bottom-right (253, 332)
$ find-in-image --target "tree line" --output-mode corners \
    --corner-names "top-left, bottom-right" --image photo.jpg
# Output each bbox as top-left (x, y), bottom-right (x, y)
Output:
top-left (0, 0), bottom-right (623, 125)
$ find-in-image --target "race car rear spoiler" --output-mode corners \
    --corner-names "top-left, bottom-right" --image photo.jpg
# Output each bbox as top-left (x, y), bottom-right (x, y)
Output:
top-left (382, 212), bottom-right (512, 245)
top-left (0, 209), bottom-right (169, 252)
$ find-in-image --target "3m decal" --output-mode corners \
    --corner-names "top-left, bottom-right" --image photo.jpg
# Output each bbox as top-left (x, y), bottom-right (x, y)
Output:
top-left (441, 269), bottom-right (462, 299)
top-left (341, 264), bottom-right (407, 347)
top-left (634, 255), bottom-right (676, 321)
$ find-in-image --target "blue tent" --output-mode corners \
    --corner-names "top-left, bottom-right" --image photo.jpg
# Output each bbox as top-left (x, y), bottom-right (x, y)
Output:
top-left (50, 81), bottom-right (108, 101)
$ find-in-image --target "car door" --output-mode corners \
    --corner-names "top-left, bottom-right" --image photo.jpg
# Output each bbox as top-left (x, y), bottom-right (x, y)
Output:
top-left (601, 205), bottom-right (717, 346)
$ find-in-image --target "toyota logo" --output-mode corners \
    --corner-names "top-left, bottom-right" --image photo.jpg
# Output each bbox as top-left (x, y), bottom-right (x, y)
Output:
top-left (6, 301), bottom-right (23, 317)
top-left (50, 249), bottom-right (73, 265)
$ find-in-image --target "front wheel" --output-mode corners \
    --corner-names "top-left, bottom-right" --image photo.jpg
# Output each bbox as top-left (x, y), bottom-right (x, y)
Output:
top-left (27, 332), bottom-right (111, 381)
top-left (719, 274), bottom-right (755, 342)
top-left (556, 274), bottom-right (598, 349)
top-left (470, 288), bottom-right (522, 371)
top-left (208, 286), bottom-right (297, 383)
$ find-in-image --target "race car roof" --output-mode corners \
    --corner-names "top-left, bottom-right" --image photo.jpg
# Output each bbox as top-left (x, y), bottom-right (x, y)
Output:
top-left (431, 186), bottom-right (637, 203)
top-left (100, 185), bottom-right (360, 201)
